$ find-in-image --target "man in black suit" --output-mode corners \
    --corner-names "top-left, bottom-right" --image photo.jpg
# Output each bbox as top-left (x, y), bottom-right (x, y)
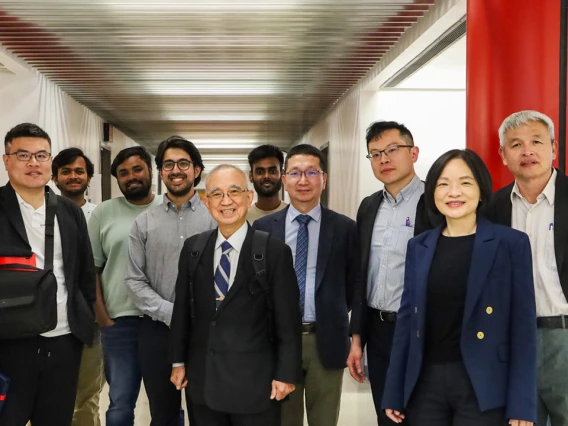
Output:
top-left (347, 121), bottom-right (433, 426)
top-left (485, 110), bottom-right (568, 426)
top-left (170, 164), bottom-right (302, 426)
top-left (253, 144), bottom-right (359, 426)
top-left (0, 123), bottom-right (96, 426)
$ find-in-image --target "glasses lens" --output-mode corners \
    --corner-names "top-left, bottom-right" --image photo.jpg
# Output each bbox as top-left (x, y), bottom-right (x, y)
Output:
top-left (16, 151), bottom-right (31, 161)
top-left (177, 160), bottom-right (191, 170)
top-left (36, 151), bottom-right (50, 161)
top-left (209, 192), bottom-right (222, 201)
top-left (306, 170), bottom-right (320, 178)
top-left (386, 146), bottom-right (399, 156)
top-left (287, 171), bottom-right (301, 179)
top-left (227, 189), bottom-right (242, 199)
top-left (162, 161), bottom-right (174, 171)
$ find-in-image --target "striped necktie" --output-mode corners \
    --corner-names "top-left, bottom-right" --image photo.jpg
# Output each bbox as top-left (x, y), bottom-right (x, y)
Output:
top-left (295, 214), bottom-right (311, 317)
top-left (214, 240), bottom-right (232, 309)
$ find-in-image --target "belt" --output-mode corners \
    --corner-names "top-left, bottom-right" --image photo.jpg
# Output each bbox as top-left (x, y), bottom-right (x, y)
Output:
top-left (302, 323), bottom-right (316, 334)
top-left (537, 316), bottom-right (568, 329)
top-left (372, 309), bottom-right (397, 323)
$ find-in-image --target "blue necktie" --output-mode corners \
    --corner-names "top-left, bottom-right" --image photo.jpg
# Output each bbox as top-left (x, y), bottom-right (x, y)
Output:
top-left (214, 241), bottom-right (232, 309)
top-left (295, 214), bottom-right (311, 318)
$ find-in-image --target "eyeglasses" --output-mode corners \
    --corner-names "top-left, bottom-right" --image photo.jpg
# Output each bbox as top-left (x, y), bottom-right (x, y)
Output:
top-left (6, 150), bottom-right (51, 162)
top-left (366, 145), bottom-right (413, 162)
top-left (161, 159), bottom-right (195, 171)
top-left (284, 169), bottom-right (324, 181)
top-left (207, 188), bottom-right (248, 202)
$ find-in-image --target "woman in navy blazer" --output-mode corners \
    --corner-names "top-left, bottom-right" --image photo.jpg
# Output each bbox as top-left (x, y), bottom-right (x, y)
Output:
top-left (382, 149), bottom-right (536, 426)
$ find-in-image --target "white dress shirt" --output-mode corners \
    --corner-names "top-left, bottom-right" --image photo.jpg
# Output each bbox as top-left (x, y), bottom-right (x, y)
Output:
top-left (511, 169), bottom-right (568, 316)
top-left (213, 222), bottom-right (249, 289)
top-left (16, 192), bottom-right (71, 337)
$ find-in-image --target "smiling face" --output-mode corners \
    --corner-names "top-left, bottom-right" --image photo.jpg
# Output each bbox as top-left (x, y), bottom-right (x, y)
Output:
top-left (115, 155), bottom-right (153, 201)
top-left (282, 154), bottom-right (327, 212)
top-left (159, 147), bottom-right (200, 198)
top-left (434, 158), bottom-right (481, 222)
top-left (367, 129), bottom-right (419, 194)
top-left (499, 120), bottom-right (557, 183)
top-left (3, 137), bottom-right (52, 193)
top-left (203, 167), bottom-right (253, 235)
top-left (53, 156), bottom-right (91, 198)
top-left (249, 156), bottom-right (282, 197)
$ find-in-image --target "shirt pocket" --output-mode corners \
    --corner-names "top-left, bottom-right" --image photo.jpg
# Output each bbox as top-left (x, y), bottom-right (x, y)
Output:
top-left (396, 225), bottom-right (414, 259)
top-left (544, 229), bottom-right (558, 272)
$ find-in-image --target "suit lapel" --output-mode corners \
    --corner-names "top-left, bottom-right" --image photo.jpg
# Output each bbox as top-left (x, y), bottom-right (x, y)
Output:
top-left (315, 207), bottom-right (333, 292)
top-left (554, 172), bottom-right (568, 276)
top-left (214, 227), bottom-right (255, 317)
top-left (415, 227), bottom-right (442, 334)
top-left (362, 192), bottom-right (383, 276)
top-left (496, 184), bottom-right (514, 226)
top-left (463, 218), bottom-right (498, 324)
top-left (271, 207), bottom-right (287, 241)
top-left (0, 183), bottom-right (31, 246)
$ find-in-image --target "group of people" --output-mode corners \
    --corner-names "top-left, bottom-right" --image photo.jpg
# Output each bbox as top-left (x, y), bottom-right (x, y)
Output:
top-left (0, 109), bottom-right (565, 426)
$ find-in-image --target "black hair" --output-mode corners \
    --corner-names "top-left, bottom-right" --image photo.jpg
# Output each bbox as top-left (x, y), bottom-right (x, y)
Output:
top-left (284, 144), bottom-right (326, 171)
top-left (247, 144), bottom-right (285, 169)
top-left (154, 136), bottom-right (204, 186)
top-left (365, 121), bottom-right (414, 149)
top-left (51, 147), bottom-right (95, 178)
top-left (4, 123), bottom-right (51, 153)
top-left (424, 149), bottom-right (493, 217)
top-left (110, 146), bottom-right (152, 178)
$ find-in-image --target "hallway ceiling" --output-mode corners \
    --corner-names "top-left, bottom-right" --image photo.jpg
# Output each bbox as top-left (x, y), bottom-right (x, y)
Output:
top-left (0, 0), bottom-right (435, 158)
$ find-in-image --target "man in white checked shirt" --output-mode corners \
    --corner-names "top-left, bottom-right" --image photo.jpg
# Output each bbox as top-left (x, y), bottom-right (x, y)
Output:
top-left (170, 164), bottom-right (302, 426)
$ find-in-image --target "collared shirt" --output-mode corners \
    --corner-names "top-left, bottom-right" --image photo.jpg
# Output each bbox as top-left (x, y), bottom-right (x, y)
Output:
top-left (213, 221), bottom-right (249, 288)
top-left (511, 169), bottom-right (568, 317)
top-left (126, 192), bottom-right (216, 325)
top-left (285, 203), bottom-right (322, 322)
top-left (81, 201), bottom-right (97, 222)
top-left (368, 175), bottom-right (424, 312)
top-left (16, 192), bottom-right (70, 337)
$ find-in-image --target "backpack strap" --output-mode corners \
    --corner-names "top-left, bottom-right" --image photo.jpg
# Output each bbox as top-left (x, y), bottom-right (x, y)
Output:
top-left (44, 188), bottom-right (57, 271)
top-left (188, 229), bottom-right (216, 319)
top-left (251, 230), bottom-right (273, 340)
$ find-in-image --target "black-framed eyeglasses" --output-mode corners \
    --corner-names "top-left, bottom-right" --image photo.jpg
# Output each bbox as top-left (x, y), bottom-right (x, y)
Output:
top-left (284, 169), bottom-right (325, 180)
top-left (6, 150), bottom-right (51, 162)
top-left (206, 188), bottom-right (248, 202)
top-left (365, 145), bottom-right (413, 162)
top-left (161, 159), bottom-right (195, 171)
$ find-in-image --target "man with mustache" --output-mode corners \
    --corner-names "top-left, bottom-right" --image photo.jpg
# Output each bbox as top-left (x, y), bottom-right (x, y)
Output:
top-left (246, 145), bottom-right (287, 224)
top-left (52, 148), bottom-right (104, 426)
top-left (125, 136), bottom-right (215, 425)
top-left (88, 146), bottom-right (162, 426)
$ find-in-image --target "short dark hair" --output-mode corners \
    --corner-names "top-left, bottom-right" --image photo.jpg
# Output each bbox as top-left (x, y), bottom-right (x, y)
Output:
top-left (4, 123), bottom-right (51, 153)
top-left (110, 146), bottom-right (152, 178)
top-left (154, 136), bottom-right (204, 186)
top-left (365, 121), bottom-right (414, 149)
top-left (284, 144), bottom-right (326, 171)
top-left (247, 144), bottom-right (285, 169)
top-left (51, 147), bottom-right (95, 178)
top-left (424, 149), bottom-right (493, 218)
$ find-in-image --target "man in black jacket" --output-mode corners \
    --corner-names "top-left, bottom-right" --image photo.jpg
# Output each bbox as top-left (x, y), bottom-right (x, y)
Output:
top-left (0, 123), bottom-right (95, 426)
top-left (170, 164), bottom-right (302, 426)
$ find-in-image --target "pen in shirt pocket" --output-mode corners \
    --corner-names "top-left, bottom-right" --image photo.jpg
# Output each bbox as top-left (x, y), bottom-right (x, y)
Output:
top-left (405, 217), bottom-right (410, 227)
top-left (549, 222), bottom-right (554, 231)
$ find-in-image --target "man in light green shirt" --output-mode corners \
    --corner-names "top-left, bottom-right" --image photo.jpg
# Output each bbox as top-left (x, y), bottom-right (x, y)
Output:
top-left (88, 146), bottom-right (161, 426)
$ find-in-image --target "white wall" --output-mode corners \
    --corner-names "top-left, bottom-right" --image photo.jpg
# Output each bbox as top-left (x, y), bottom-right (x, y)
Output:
top-left (358, 89), bottom-right (466, 204)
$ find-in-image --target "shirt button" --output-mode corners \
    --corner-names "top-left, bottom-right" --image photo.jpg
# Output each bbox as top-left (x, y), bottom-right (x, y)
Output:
top-left (416, 331), bottom-right (420, 338)
top-left (415, 307), bottom-right (418, 313)
top-left (180, 217), bottom-right (183, 220)
top-left (211, 321), bottom-right (217, 326)
top-left (180, 236), bottom-right (184, 239)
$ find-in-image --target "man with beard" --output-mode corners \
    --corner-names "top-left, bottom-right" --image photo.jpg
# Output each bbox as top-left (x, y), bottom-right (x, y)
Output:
top-left (52, 148), bottom-right (104, 426)
top-left (246, 144), bottom-right (287, 224)
top-left (125, 136), bottom-right (215, 425)
top-left (88, 146), bottom-right (162, 426)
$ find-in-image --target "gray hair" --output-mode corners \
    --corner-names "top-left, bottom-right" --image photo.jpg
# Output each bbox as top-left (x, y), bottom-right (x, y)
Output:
top-left (205, 164), bottom-right (247, 188)
top-left (498, 110), bottom-right (555, 147)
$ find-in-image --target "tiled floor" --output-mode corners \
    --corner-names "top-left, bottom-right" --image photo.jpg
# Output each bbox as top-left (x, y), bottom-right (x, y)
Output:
top-left (99, 370), bottom-right (377, 425)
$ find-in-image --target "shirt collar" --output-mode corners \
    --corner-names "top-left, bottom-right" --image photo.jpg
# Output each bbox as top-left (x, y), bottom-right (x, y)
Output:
top-left (384, 174), bottom-right (421, 204)
top-left (162, 191), bottom-right (201, 212)
top-left (215, 221), bottom-right (248, 254)
top-left (287, 203), bottom-right (322, 223)
top-left (15, 191), bottom-right (45, 213)
top-left (511, 168), bottom-right (557, 206)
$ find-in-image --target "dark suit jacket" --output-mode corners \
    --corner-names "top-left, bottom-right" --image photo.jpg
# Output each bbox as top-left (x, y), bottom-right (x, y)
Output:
top-left (350, 190), bottom-right (436, 340)
top-left (252, 204), bottom-right (359, 369)
top-left (382, 218), bottom-right (537, 422)
top-left (0, 183), bottom-right (96, 345)
top-left (484, 169), bottom-right (568, 302)
top-left (169, 226), bottom-right (302, 414)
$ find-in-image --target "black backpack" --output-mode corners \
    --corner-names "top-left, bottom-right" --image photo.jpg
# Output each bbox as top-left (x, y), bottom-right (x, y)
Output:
top-left (187, 229), bottom-right (274, 340)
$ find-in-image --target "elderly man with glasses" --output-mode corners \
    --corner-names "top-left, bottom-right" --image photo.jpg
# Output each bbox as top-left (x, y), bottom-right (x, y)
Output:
top-left (125, 136), bottom-right (215, 426)
top-left (170, 163), bottom-right (302, 426)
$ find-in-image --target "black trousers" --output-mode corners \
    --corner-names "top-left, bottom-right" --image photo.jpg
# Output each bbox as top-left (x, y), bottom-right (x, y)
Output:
top-left (366, 308), bottom-right (406, 426)
top-left (139, 315), bottom-right (195, 426)
top-left (0, 333), bottom-right (83, 426)
top-left (191, 401), bottom-right (281, 426)
top-left (406, 362), bottom-right (507, 426)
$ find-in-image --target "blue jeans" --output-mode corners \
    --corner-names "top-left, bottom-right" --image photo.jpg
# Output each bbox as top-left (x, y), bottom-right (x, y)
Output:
top-left (100, 316), bottom-right (142, 426)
